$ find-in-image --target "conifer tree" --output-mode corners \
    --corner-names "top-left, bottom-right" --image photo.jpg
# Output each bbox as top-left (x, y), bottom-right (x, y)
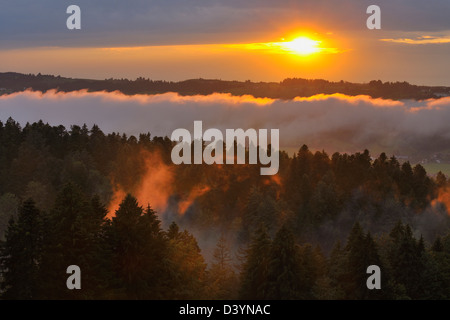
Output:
top-left (109, 195), bottom-right (168, 299)
top-left (326, 241), bottom-right (347, 299)
top-left (207, 235), bottom-right (238, 299)
top-left (297, 244), bottom-right (325, 299)
top-left (38, 184), bottom-right (109, 299)
top-left (0, 199), bottom-right (42, 299)
top-left (432, 236), bottom-right (444, 252)
top-left (265, 225), bottom-right (300, 299)
top-left (239, 225), bottom-right (272, 299)
top-left (165, 221), bottom-right (206, 299)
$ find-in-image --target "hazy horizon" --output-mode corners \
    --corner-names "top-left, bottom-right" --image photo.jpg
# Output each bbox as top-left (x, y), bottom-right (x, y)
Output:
top-left (3, 70), bottom-right (450, 87)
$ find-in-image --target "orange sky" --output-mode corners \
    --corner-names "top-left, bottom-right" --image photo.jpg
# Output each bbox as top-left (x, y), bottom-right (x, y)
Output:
top-left (1, 1), bottom-right (450, 85)
top-left (0, 31), bottom-right (350, 81)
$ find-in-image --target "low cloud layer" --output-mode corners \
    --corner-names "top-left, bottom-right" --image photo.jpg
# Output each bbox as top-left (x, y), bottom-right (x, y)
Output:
top-left (2, 90), bottom-right (450, 156)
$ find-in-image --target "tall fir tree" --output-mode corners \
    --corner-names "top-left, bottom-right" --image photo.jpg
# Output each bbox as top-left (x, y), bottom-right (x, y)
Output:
top-left (108, 195), bottom-right (168, 299)
top-left (265, 225), bottom-right (300, 299)
top-left (343, 223), bottom-right (385, 299)
top-left (206, 235), bottom-right (239, 299)
top-left (165, 221), bottom-right (206, 299)
top-left (239, 225), bottom-right (272, 299)
top-left (38, 183), bottom-right (108, 299)
top-left (0, 199), bottom-right (42, 299)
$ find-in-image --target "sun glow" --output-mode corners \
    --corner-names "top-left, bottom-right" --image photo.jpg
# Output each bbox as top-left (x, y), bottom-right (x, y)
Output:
top-left (232, 35), bottom-right (340, 57)
top-left (276, 37), bottom-right (322, 55)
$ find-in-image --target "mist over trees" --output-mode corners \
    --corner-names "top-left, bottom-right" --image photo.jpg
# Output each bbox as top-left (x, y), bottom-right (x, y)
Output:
top-left (1, 118), bottom-right (450, 299)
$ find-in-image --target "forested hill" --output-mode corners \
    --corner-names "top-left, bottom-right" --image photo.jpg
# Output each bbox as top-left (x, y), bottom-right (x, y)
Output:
top-left (1, 119), bottom-right (450, 299)
top-left (1, 72), bottom-right (450, 100)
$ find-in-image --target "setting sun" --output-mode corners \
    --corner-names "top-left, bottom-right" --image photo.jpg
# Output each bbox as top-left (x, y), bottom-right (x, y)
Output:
top-left (277, 37), bottom-right (322, 55)
top-left (232, 34), bottom-right (341, 58)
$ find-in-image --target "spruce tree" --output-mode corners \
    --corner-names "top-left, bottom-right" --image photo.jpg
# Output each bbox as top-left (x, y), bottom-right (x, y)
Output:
top-left (432, 236), bottom-right (444, 252)
top-left (0, 199), bottom-right (42, 299)
top-left (344, 222), bottom-right (366, 299)
top-left (38, 183), bottom-right (109, 299)
top-left (239, 225), bottom-right (272, 299)
top-left (165, 222), bottom-right (206, 299)
top-left (109, 195), bottom-right (168, 299)
top-left (265, 225), bottom-right (300, 299)
top-left (207, 235), bottom-right (238, 299)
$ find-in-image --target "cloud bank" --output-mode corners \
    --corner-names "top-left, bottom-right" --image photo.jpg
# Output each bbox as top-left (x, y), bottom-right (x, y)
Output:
top-left (2, 90), bottom-right (450, 156)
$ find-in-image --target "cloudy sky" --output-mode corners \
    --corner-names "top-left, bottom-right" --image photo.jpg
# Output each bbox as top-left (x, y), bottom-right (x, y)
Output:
top-left (0, 0), bottom-right (450, 84)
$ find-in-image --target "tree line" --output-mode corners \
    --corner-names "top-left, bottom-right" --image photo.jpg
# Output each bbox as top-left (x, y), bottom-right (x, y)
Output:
top-left (1, 72), bottom-right (449, 100)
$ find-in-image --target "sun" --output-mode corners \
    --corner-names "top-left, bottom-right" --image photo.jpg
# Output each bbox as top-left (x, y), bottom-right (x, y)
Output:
top-left (227, 34), bottom-right (340, 56)
top-left (277, 37), bottom-right (322, 55)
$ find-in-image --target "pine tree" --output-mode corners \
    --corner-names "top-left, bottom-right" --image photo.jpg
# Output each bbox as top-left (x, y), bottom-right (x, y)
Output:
top-left (207, 235), bottom-right (238, 299)
top-left (388, 224), bottom-right (428, 299)
top-left (297, 244), bottom-right (325, 299)
top-left (165, 222), bottom-right (206, 299)
top-left (239, 225), bottom-right (272, 299)
top-left (344, 222), bottom-right (366, 299)
top-left (213, 235), bottom-right (232, 270)
top-left (167, 221), bottom-right (180, 239)
top-left (241, 188), bottom-right (277, 241)
top-left (432, 236), bottom-right (444, 252)
top-left (430, 234), bottom-right (450, 299)
top-left (343, 223), bottom-right (384, 299)
top-left (140, 204), bottom-right (169, 297)
top-left (265, 225), bottom-right (300, 299)
top-left (38, 183), bottom-right (109, 299)
top-left (0, 199), bottom-right (42, 299)
top-left (108, 195), bottom-right (168, 299)
top-left (309, 171), bottom-right (339, 224)
top-left (326, 241), bottom-right (347, 299)
top-left (362, 233), bottom-right (385, 299)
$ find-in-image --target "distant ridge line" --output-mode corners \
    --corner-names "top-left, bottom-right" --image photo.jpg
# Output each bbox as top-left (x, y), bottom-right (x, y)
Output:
top-left (1, 72), bottom-right (449, 101)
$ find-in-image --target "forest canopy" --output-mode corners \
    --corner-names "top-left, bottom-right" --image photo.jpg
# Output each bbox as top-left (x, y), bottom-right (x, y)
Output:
top-left (1, 118), bottom-right (450, 299)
